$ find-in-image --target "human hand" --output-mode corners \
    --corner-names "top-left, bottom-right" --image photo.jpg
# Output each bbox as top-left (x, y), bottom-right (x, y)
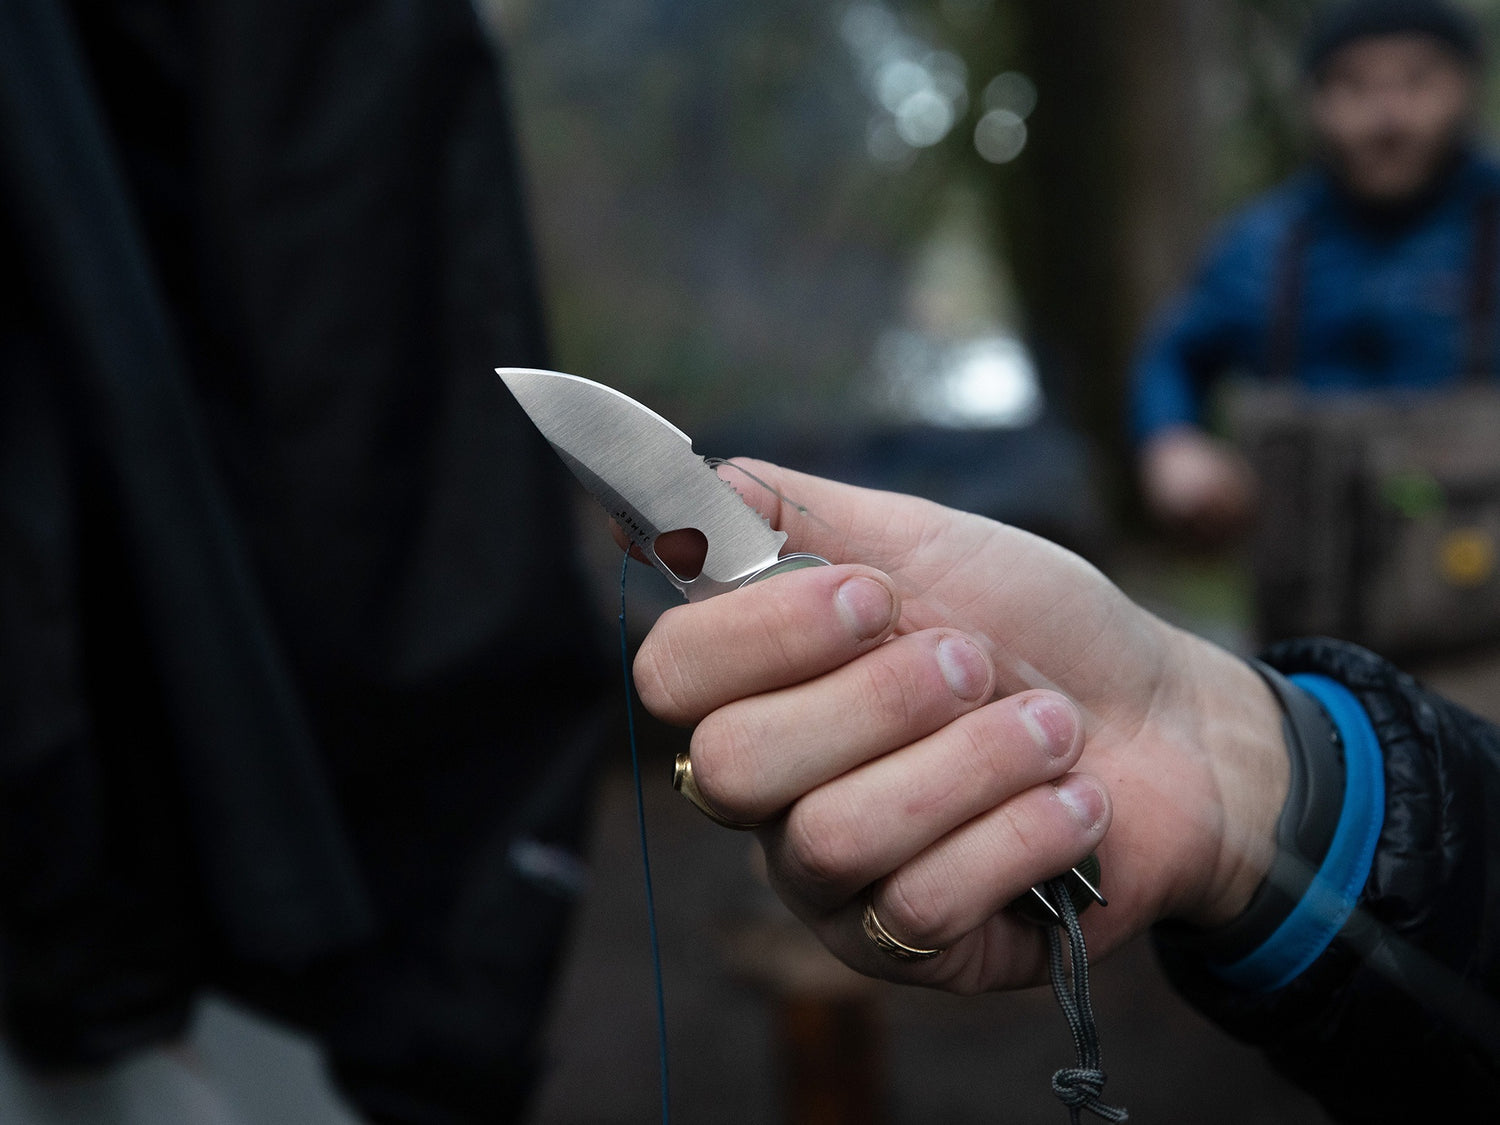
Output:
top-left (1140, 426), bottom-right (1259, 545)
top-left (632, 461), bottom-right (1287, 993)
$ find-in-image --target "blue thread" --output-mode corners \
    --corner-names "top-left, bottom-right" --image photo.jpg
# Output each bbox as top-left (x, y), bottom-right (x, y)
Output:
top-left (620, 554), bottom-right (671, 1124)
top-left (1213, 673), bottom-right (1386, 992)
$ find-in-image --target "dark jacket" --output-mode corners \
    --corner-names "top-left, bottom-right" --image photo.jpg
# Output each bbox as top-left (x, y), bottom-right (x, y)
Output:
top-left (1159, 638), bottom-right (1500, 1121)
top-left (0, 1), bottom-right (608, 1121)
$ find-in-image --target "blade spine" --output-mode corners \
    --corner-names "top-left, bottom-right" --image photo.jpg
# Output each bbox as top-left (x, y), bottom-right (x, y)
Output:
top-left (496, 367), bottom-right (693, 445)
top-left (497, 366), bottom-right (789, 593)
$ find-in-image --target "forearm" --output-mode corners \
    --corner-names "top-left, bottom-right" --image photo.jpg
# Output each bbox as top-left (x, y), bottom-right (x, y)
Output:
top-left (1156, 638), bottom-right (1500, 1119)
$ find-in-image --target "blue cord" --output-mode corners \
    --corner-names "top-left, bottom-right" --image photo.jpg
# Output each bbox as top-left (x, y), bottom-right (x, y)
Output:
top-left (620, 554), bottom-right (671, 1124)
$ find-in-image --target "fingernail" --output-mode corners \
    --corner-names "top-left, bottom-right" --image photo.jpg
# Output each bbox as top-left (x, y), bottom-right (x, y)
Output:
top-left (1020, 695), bottom-right (1079, 760)
top-left (936, 636), bottom-right (990, 701)
top-left (835, 577), bottom-right (894, 641)
top-left (1054, 775), bottom-right (1106, 831)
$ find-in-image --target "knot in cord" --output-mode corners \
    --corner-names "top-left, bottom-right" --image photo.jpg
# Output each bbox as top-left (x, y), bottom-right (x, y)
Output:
top-left (1043, 877), bottom-right (1129, 1123)
top-left (1051, 1067), bottom-right (1127, 1123)
top-left (1052, 1066), bottom-right (1108, 1108)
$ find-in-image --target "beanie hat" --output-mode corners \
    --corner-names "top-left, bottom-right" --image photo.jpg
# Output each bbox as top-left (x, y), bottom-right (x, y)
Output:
top-left (1302, 0), bottom-right (1485, 77)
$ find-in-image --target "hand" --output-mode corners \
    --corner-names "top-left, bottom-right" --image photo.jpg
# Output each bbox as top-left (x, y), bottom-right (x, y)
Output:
top-left (632, 461), bottom-right (1288, 994)
top-left (1140, 426), bottom-right (1259, 545)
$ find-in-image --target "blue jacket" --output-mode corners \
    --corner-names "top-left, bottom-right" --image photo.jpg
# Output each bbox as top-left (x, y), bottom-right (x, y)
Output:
top-left (1131, 152), bottom-right (1500, 442)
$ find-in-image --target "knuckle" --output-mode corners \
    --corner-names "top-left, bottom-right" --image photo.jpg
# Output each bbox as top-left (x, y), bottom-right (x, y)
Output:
top-left (951, 710), bottom-right (1010, 787)
top-left (857, 649), bottom-right (931, 733)
top-left (1008, 819), bottom-right (1044, 866)
top-left (995, 799), bottom-right (1043, 860)
top-left (907, 711), bottom-right (1010, 817)
top-left (780, 796), bottom-right (873, 901)
top-left (686, 706), bottom-right (772, 817)
top-left (880, 868), bottom-right (949, 949)
top-left (632, 626), bottom-right (702, 725)
top-left (685, 723), bottom-right (742, 811)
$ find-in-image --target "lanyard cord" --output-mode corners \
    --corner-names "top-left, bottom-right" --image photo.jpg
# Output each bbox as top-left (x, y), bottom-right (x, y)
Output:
top-left (1043, 878), bottom-right (1128, 1122)
top-left (620, 554), bottom-right (672, 1125)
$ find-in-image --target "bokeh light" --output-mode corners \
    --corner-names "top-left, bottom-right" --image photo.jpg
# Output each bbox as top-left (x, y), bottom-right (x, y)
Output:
top-left (843, 1), bottom-right (968, 159)
top-left (875, 329), bottom-right (1044, 429)
top-left (974, 108), bottom-right (1028, 164)
top-left (981, 70), bottom-right (1038, 119)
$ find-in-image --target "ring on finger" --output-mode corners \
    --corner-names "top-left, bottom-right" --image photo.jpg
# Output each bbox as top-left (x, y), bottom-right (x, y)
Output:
top-left (673, 753), bottom-right (765, 830)
top-left (862, 895), bottom-right (945, 962)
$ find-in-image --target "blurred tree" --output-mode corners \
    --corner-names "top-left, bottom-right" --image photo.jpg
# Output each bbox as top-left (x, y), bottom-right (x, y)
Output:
top-left (1206, 0), bottom-right (1316, 210)
top-left (916, 0), bottom-right (1309, 515)
top-left (491, 0), bottom-right (952, 433)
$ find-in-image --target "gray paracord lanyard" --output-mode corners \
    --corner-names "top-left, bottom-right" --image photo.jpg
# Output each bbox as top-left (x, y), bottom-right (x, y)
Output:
top-left (1042, 876), bottom-right (1128, 1123)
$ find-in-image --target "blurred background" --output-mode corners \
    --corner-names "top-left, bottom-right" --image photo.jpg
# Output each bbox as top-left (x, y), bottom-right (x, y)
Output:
top-left (491, 0), bottom-right (1500, 661)
top-left (494, 0), bottom-right (1497, 1122)
top-left (5, 1), bottom-right (1498, 1123)
top-left (490, 0), bottom-right (1430, 554)
top-left (489, 0), bottom-right (1500, 1121)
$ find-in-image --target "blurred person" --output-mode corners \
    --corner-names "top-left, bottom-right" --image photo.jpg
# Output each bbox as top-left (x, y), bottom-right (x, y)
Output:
top-left (1132, 0), bottom-right (1494, 541)
top-left (0, 1), bottom-right (609, 1123)
top-left (631, 459), bottom-right (1500, 1122)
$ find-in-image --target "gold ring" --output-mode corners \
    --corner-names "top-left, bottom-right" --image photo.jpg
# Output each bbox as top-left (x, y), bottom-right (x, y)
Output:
top-left (673, 753), bottom-right (764, 830)
top-left (862, 897), bottom-right (945, 962)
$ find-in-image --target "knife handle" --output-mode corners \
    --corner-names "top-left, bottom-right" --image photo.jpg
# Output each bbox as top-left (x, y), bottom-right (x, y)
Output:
top-left (738, 550), bottom-right (1105, 927)
top-left (1010, 853), bottom-right (1107, 927)
top-left (740, 553), bottom-right (831, 586)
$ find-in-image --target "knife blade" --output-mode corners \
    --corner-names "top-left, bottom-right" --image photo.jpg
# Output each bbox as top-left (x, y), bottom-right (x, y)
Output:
top-left (498, 367), bottom-right (824, 600)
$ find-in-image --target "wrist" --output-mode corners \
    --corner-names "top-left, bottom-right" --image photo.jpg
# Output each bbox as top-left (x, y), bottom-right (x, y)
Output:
top-left (1172, 661), bottom-right (1345, 940)
top-left (1164, 640), bottom-right (1290, 929)
top-left (1158, 658), bottom-right (1388, 992)
top-left (1204, 672), bottom-right (1384, 990)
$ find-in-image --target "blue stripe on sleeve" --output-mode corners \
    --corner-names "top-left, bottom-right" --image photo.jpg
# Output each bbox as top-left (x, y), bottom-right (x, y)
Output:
top-left (1211, 674), bottom-right (1386, 992)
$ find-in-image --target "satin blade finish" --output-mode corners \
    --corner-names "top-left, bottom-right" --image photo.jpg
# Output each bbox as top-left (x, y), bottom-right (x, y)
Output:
top-left (497, 367), bottom-right (787, 600)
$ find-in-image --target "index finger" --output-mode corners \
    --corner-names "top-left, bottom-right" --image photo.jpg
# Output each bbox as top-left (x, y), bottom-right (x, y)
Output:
top-left (632, 563), bottom-right (900, 726)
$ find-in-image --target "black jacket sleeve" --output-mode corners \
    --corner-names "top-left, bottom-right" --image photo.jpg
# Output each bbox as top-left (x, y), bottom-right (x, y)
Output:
top-left (1156, 637), bottom-right (1500, 1121)
top-left (0, 0), bottom-right (610, 1118)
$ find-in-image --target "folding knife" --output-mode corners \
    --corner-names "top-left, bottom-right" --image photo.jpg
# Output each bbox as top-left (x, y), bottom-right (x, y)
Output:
top-left (498, 367), bottom-right (824, 599)
top-left (497, 366), bottom-right (1104, 925)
